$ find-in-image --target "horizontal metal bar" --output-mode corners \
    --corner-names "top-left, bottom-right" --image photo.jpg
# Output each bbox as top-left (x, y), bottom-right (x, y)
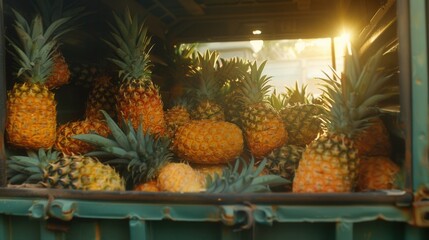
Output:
top-left (0, 188), bottom-right (413, 206)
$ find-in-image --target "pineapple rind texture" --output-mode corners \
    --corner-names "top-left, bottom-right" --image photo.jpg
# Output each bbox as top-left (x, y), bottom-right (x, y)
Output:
top-left (357, 156), bottom-right (400, 191)
top-left (85, 75), bottom-right (118, 121)
top-left (292, 134), bottom-right (359, 193)
top-left (45, 51), bottom-right (71, 89)
top-left (117, 79), bottom-right (167, 136)
top-left (6, 83), bottom-right (57, 149)
top-left (173, 120), bottom-right (244, 164)
top-left (43, 155), bottom-right (125, 191)
top-left (266, 144), bottom-right (304, 191)
top-left (354, 117), bottom-right (392, 157)
top-left (55, 119), bottom-right (110, 155)
top-left (280, 104), bottom-right (323, 147)
top-left (158, 163), bottom-right (204, 193)
top-left (165, 104), bottom-right (191, 138)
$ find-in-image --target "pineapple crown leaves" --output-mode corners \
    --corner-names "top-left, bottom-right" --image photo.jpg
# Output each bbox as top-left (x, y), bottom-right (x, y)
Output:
top-left (188, 50), bottom-right (222, 101)
top-left (285, 82), bottom-right (312, 105)
top-left (169, 44), bottom-right (198, 75)
top-left (240, 61), bottom-right (273, 105)
top-left (204, 156), bottom-right (289, 193)
top-left (73, 110), bottom-right (173, 185)
top-left (318, 46), bottom-right (395, 137)
top-left (104, 8), bottom-right (153, 82)
top-left (218, 57), bottom-right (249, 98)
top-left (267, 89), bottom-right (287, 111)
top-left (7, 9), bottom-right (71, 83)
top-left (7, 148), bottom-right (60, 184)
top-left (217, 57), bottom-right (247, 85)
top-left (32, 0), bottom-right (89, 37)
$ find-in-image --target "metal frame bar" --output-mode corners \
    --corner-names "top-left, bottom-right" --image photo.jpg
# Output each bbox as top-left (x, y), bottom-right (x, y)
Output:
top-left (410, 0), bottom-right (429, 191)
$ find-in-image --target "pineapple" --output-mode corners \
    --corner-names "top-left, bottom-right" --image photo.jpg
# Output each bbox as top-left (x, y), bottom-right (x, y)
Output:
top-left (157, 162), bottom-right (204, 192)
top-left (45, 52), bottom-right (70, 89)
top-left (354, 117), bottom-right (392, 157)
top-left (279, 82), bottom-right (324, 147)
top-left (69, 62), bottom-right (104, 88)
top-left (85, 74), bottom-right (118, 120)
top-left (173, 120), bottom-right (244, 165)
top-left (356, 156), bottom-right (400, 191)
top-left (266, 144), bottom-right (304, 191)
top-left (292, 47), bottom-right (393, 193)
top-left (73, 111), bottom-right (173, 190)
top-left (239, 61), bottom-right (287, 158)
top-left (134, 180), bottom-right (160, 192)
top-left (164, 98), bottom-right (192, 138)
top-left (5, 11), bottom-right (68, 149)
top-left (189, 50), bottom-right (225, 121)
top-left (104, 8), bottom-right (166, 136)
top-left (7, 149), bottom-right (124, 191)
top-left (192, 163), bottom-right (226, 187)
top-left (55, 119), bottom-right (110, 155)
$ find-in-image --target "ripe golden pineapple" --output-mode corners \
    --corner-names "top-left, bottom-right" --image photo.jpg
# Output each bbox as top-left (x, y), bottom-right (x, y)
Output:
top-left (165, 99), bottom-right (191, 138)
top-left (240, 61), bottom-right (287, 158)
top-left (105, 8), bottom-right (166, 136)
top-left (158, 163), bottom-right (204, 192)
top-left (173, 120), bottom-right (244, 164)
top-left (45, 51), bottom-right (71, 89)
top-left (85, 74), bottom-right (118, 120)
top-left (266, 144), bottom-right (304, 191)
top-left (73, 111), bottom-right (173, 190)
top-left (354, 117), bottom-right (391, 157)
top-left (189, 50), bottom-right (225, 121)
top-left (134, 180), bottom-right (160, 192)
top-left (7, 149), bottom-right (124, 191)
top-left (5, 11), bottom-right (64, 150)
top-left (356, 156), bottom-right (400, 191)
top-left (278, 83), bottom-right (324, 147)
top-left (293, 47), bottom-right (393, 193)
top-left (55, 119), bottom-right (110, 155)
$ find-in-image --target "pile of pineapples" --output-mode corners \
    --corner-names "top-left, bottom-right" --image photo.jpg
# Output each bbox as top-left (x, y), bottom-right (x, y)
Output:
top-left (5, 1), bottom-right (400, 194)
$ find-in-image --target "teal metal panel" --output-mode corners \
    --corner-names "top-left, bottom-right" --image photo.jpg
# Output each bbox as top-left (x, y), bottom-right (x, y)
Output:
top-left (336, 222), bottom-right (353, 240)
top-left (274, 205), bottom-right (410, 223)
top-left (404, 225), bottom-right (429, 240)
top-left (0, 216), bottom-right (8, 240)
top-left (410, 0), bottom-right (429, 191)
top-left (129, 219), bottom-right (147, 240)
top-left (353, 221), bottom-right (407, 240)
top-left (98, 219), bottom-right (130, 240)
top-left (252, 222), bottom-right (334, 240)
top-left (8, 217), bottom-right (40, 240)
